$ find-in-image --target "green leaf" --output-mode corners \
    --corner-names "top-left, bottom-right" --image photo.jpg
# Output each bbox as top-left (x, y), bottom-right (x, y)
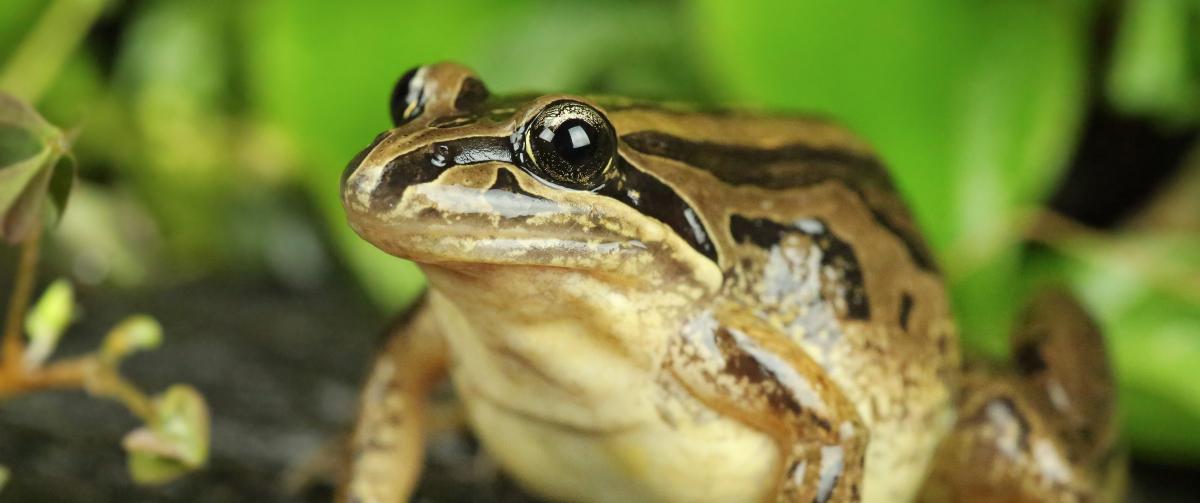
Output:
top-left (123, 385), bottom-right (210, 485)
top-left (1105, 293), bottom-right (1200, 462)
top-left (0, 148), bottom-right (50, 236)
top-left (0, 91), bottom-right (73, 243)
top-left (23, 278), bottom-right (75, 369)
top-left (0, 88), bottom-right (55, 135)
top-left (0, 464), bottom-right (8, 493)
top-left (0, 93), bottom-right (52, 218)
top-left (1106, 0), bottom-right (1200, 121)
top-left (44, 150), bottom-right (74, 222)
top-left (0, 123), bottom-right (41, 164)
top-left (0, 0), bottom-right (44, 58)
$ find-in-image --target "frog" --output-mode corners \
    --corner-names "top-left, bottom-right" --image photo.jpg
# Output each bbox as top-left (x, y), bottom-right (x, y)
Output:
top-left (337, 62), bottom-right (1122, 503)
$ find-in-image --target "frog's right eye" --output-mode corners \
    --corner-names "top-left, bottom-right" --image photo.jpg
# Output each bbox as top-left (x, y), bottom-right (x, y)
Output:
top-left (520, 100), bottom-right (617, 190)
top-left (390, 66), bottom-right (426, 127)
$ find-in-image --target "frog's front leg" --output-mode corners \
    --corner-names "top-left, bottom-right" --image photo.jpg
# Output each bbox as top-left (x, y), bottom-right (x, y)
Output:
top-left (340, 297), bottom-right (447, 503)
top-left (668, 309), bottom-right (867, 503)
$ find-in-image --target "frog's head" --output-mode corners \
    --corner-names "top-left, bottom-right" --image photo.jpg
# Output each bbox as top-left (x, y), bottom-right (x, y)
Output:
top-left (341, 62), bottom-right (722, 290)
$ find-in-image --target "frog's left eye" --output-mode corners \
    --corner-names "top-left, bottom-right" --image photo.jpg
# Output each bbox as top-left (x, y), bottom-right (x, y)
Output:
top-left (521, 100), bottom-right (616, 190)
top-left (390, 66), bottom-right (426, 127)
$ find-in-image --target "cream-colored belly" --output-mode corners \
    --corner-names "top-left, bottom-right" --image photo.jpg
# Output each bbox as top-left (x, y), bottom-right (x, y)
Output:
top-left (456, 374), bottom-right (778, 503)
top-left (431, 289), bottom-right (777, 502)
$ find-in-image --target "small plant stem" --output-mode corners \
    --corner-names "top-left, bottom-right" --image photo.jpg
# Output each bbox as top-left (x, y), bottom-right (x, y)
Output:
top-left (1028, 209), bottom-right (1200, 302)
top-left (0, 356), bottom-right (87, 398)
top-left (2, 228), bottom-right (41, 373)
top-left (0, 354), bottom-right (156, 425)
top-left (89, 369), bottom-right (157, 424)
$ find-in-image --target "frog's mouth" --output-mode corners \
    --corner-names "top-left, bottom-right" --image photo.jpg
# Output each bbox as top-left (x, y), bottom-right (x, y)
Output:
top-left (347, 210), bottom-right (658, 278)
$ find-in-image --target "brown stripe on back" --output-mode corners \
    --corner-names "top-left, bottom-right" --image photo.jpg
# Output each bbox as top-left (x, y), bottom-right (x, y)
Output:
top-left (621, 130), bottom-right (895, 191)
top-left (622, 130), bottom-right (937, 272)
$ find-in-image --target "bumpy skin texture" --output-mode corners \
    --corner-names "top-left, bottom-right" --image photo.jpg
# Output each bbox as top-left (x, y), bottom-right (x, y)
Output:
top-left (339, 62), bottom-right (1120, 503)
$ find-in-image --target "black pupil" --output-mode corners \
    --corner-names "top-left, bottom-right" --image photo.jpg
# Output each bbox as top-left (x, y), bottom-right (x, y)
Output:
top-left (550, 119), bottom-right (597, 163)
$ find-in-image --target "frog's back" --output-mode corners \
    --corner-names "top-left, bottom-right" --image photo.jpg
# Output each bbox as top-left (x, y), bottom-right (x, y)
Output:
top-left (606, 105), bottom-right (1123, 501)
top-left (606, 103), bottom-right (961, 500)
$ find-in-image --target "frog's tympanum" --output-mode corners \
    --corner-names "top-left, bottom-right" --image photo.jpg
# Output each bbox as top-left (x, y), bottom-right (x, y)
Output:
top-left (339, 63), bottom-right (1123, 503)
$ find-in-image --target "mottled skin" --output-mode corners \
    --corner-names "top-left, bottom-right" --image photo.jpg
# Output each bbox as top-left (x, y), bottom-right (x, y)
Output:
top-left (338, 63), bottom-right (1120, 503)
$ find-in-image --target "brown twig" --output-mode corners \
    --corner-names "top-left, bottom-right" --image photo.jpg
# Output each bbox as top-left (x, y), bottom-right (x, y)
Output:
top-left (1027, 209), bottom-right (1200, 302)
top-left (2, 227), bottom-right (41, 373)
top-left (86, 365), bottom-right (157, 424)
top-left (0, 356), bottom-right (88, 398)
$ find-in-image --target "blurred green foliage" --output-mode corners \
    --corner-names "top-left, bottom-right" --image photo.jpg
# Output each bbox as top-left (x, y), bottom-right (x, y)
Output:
top-left (2, 0), bottom-right (1198, 463)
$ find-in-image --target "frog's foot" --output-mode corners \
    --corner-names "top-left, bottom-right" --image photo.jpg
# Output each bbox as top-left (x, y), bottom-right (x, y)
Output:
top-left (668, 310), bottom-right (867, 503)
top-left (920, 289), bottom-right (1125, 502)
top-left (340, 298), bottom-right (448, 503)
top-left (281, 432), bottom-right (350, 497)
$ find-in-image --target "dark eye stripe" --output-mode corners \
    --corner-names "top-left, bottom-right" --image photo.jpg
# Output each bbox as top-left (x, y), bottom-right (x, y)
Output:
top-left (598, 157), bottom-right (718, 263)
top-left (370, 136), bottom-right (513, 211)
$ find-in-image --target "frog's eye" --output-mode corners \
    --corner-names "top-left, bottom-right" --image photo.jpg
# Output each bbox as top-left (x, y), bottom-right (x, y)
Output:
top-left (390, 66), bottom-right (426, 127)
top-left (521, 100), bottom-right (616, 190)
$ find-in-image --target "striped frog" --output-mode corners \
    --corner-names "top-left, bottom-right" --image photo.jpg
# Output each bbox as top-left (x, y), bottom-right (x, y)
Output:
top-left (338, 63), bottom-right (1122, 503)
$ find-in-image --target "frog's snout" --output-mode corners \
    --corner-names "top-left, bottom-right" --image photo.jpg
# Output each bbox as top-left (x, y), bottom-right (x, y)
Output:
top-left (342, 131), bottom-right (387, 190)
top-left (340, 131), bottom-right (394, 220)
